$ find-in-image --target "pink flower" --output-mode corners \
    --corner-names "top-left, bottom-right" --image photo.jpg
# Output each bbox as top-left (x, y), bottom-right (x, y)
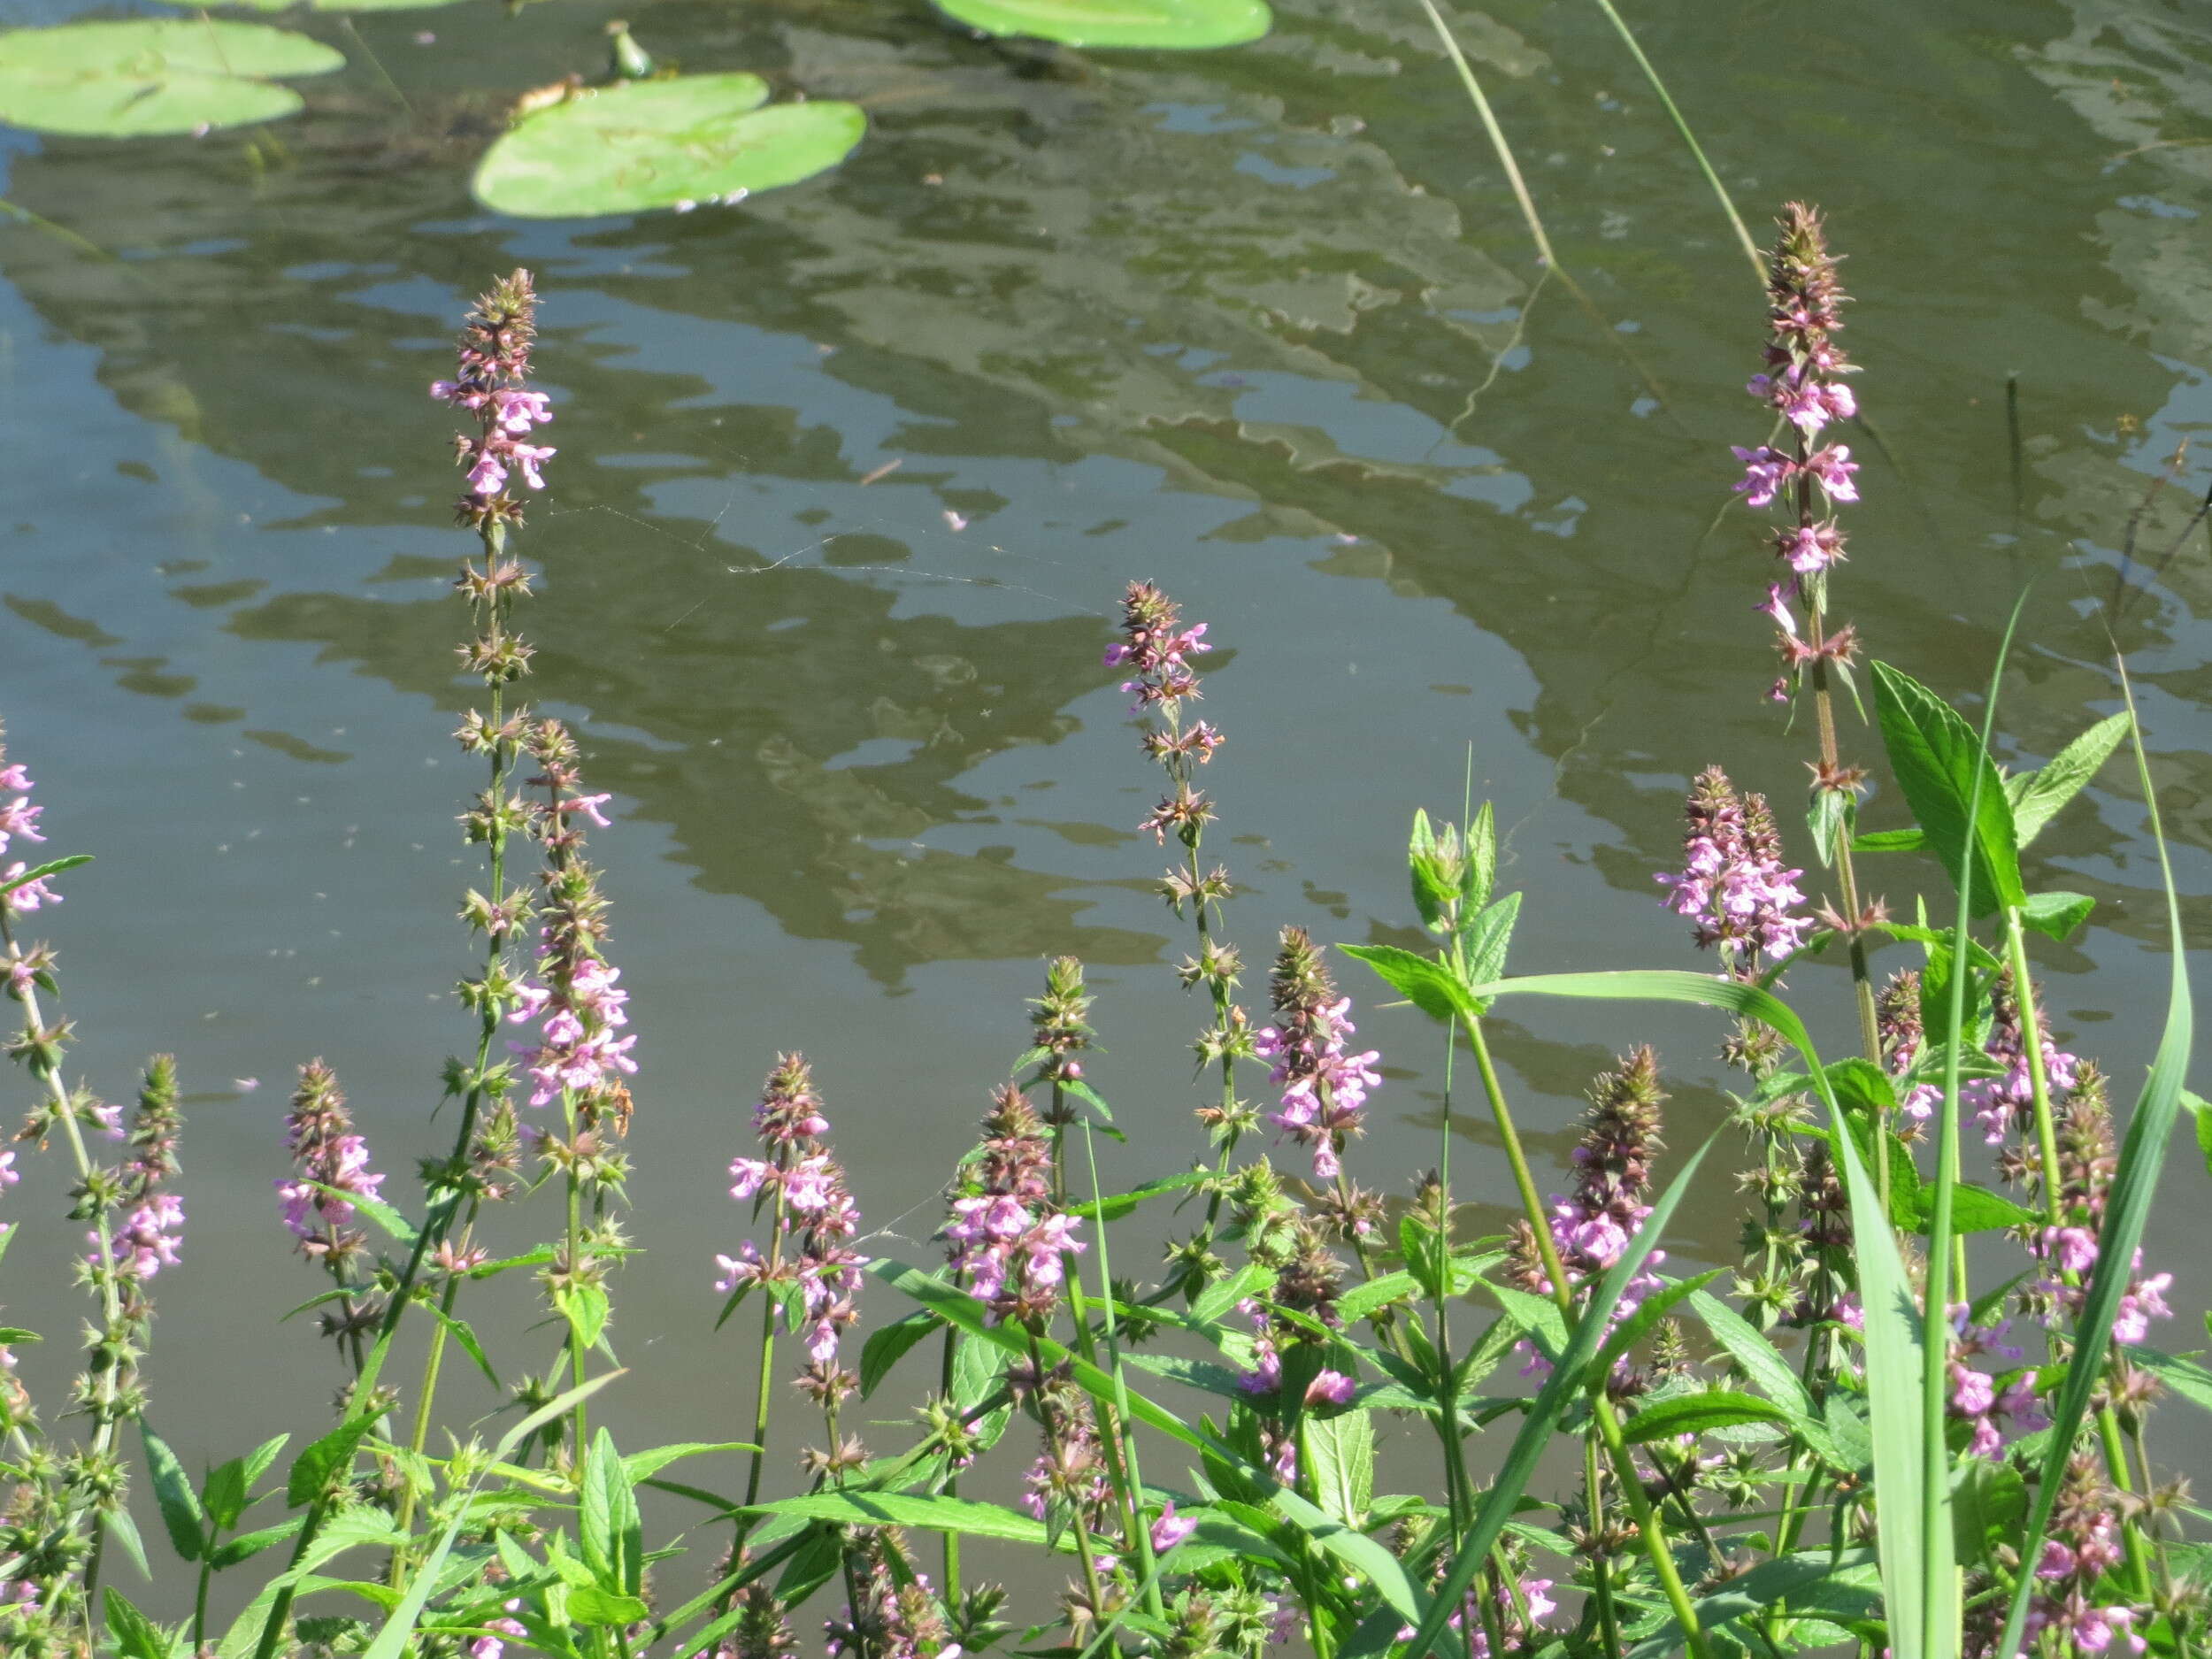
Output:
top-left (728, 1157), bottom-right (773, 1202)
top-left (1732, 445), bottom-right (1794, 508)
top-left (1802, 444), bottom-right (1859, 503)
top-left (1150, 1502), bottom-right (1199, 1554)
top-left (1304, 1370), bottom-right (1357, 1408)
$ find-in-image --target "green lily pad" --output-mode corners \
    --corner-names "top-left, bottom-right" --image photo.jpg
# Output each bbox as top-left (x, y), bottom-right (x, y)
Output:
top-left (472, 76), bottom-right (865, 219)
top-left (931, 0), bottom-right (1269, 50)
top-left (0, 19), bottom-right (342, 136)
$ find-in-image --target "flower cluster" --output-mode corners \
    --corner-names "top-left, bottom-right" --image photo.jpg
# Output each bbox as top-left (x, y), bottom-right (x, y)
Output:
top-left (1507, 1049), bottom-right (1668, 1376)
top-left (1022, 1394), bottom-right (1115, 1535)
top-left (275, 1059), bottom-right (384, 1271)
top-left (1875, 969), bottom-right (1941, 1125)
top-left (1965, 967), bottom-right (2078, 1148)
top-left (941, 1084), bottom-right (1082, 1326)
top-left (1107, 580), bottom-right (1211, 715)
top-left (1255, 927), bottom-right (1380, 1182)
top-left (1028, 955), bottom-right (1094, 1097)
top-left (466, 1599), bottom-right (527, 1659)
top-left (824, 1530), bottom-right (959, 1659)
top-left (1944, 1306), bottom-right (2043, 1459)
top-left (2007, 1062), bottom-right (2173, 1344)
top-left (507, 720), bottom-right (637, 1124)
top-left (2020, 1455), bottom-right (2149, 1655)
top-left (433, 268), bottom-right (555, 526)
top-left (1399, 1562), bottom-right (1556, 1659)
top-left (1656, 767), bottom-right (1811, 977)
top-left (1732, 204), bottom-right (1863, 702)
top-left (0, 733), bottom-right (59, 916)
top-left (723, 1056), bottom-right (866, 1398)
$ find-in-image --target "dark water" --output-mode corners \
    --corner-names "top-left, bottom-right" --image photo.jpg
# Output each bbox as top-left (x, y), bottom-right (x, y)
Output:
top-left (3, 0), bottom-right (2210, 1624)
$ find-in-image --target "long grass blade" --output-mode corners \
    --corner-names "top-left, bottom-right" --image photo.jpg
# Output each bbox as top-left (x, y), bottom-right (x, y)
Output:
top-left (1456, 965), bottom-right (1937, 1653)
top-left (1401, 1126), bottom-right (1720, 1659)
top-left (1993, 661), bottom-right (2193, 1657)
top-left (1581, 0), bottom-right (1760, 277)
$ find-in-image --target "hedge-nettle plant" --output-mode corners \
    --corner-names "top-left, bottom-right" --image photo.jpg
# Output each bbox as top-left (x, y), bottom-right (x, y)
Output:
top-left (0, 200), bottom-right (2201, 1659)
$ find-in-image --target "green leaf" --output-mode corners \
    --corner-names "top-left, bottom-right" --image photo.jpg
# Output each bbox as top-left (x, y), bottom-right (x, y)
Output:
top-left (103, 1504), bottom-right (152, 1580)
top-left (139, 1420), bottom-right (207, 1563)
top-left (425, 1302), bottom-right (498, 1389)
top-left (287, 1415), bottom-right (374, 1508)
top-left (1687, 1290), bottom-right (1813, 1419)
top-left (104, 1587), bottom-right (177, 1659)
top-left (582, 1429), bottom-right (643, 1597)
top-left (1304, 1409), bottom-right (1373, 1528)
top-left (207, 1517), bottom-right (304, 1571)
top-left (2019, 890), bottom-right (2095, 942)
top-left (1336, 943), bottom-right (1468, 1025)
top-left (1335, 1270), bottom-right (1422, 1326)
top-left (929, 0), bottom-right (1268, 47)
top-left (859, 1310), bottom-right (939, 1398)
top-left (557, 1280), bottom-right (611, 1351)
top-left (1592, 1269), bottom-right (1727, 1378)
top-left (1466, 801), bottom-right (1497, 911)
top-left (309, 1181), bottom-right (416, 1249)
top-left (1923, 1182), bottom-right (2035, 1235)
top-left (1870, 660), bottom-right (2025, 916)
top-left (1809, 787), bottom-right (1849, 869)
top-left (1619, 1389), bottom-right (1793, 1443)
top-left (1486, 1283), bottom-right (1566, 1364)
top-left (0, 20), bottom-right (339, 136)
top-left (624, 1433), bottom-right (761, 1486)
top-left (472, 79), bottom-right (864, 219)
top-left (1060, 1077), bottom-right (1117, 1125)
top-left (1952, 1458), bottom-right (2026, 1557)
top-left (1624, 1549), bottom-right (1880, 1659)
top-left (1460, 889), bottom-right (1522, 990)
top-left (0, 852), bottom-right (91, 895)
top-left (2011, 711), bottom-right (2128, 845)
top-left (1852, 827), bottom-right (1927, 853)
top-left (568, 1586), bottom-right (651, 1628)
top-left (1408, 808), bottom-right (1452, 933)
top-left (747, 1488), bottom-right (1051, 1544)
top-left (1065, 1168), bottom-right (1206, 1223)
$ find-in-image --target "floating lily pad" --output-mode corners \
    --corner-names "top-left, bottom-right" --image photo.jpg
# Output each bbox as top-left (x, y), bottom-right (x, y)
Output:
top-left (472, 75), bottom-right (865, 219)
top-left (932, 0), bottom-right (1268, 50)
top-left (0, 19), bottom-right (342, 136)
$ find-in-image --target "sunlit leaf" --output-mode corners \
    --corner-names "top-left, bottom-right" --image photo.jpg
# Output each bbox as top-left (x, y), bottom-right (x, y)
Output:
top-left (931, 0), bottom-right (1268, 49)
top-left (472, 77), bottom-right (864, 219)
top-left (0, 20), bottom-right (340, 137)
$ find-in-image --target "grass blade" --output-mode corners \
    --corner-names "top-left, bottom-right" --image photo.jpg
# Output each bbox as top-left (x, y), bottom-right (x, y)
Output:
top-left (1994, 664), bottom-right (2193, 1657)
top-left (1581, 0), bottom-right (1760, 276)
top-left (1401, 1126), bottom-right (1720, 1659)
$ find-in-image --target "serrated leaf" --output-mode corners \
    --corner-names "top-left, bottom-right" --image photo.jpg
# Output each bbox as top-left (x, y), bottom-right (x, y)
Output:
top-left (1870, 660), bottom-right (2024, 916)
top-left (1619, 1389), bottom-right (1793, 1443)
top-left (859, 1310), bottom-right (939, 1398)
top-left (0, 852), bottom-right (91, 894)
top-left (747, 1488), bottom-right (1053, 1545)
top-left (2012, 711), bottom-right (2128, 845)
top-left (1336, 943), bottom-right (1467, 1025)
top-left (104, 1587), bottom-right (175, 1659)
top-left (1853, 826), bottom-right (1928, 853)
top-left (139, 1420), bottom-right (206, 1563)
top-left (207, 1517), bottom-right (305, 1571)
top-left (568, 1586), bottom-right (651, 1627)
top-left (581, 1429), bottom-right (642, 1597)
top-left (557, 1280), bottom-right (610, 1350)
top-left (1921, 1181), bottom-right (2035, 1235)
top-left (286, 1416), bottom-right (374, 1508)
top-left (1460, 889), bottom-right (1521, 990)
top-left (2020, 890), bottom-right (2095, 942)
top-left (1305, 1409), bottom-right (1373, 1528)
top-left (1065, 1169), bottom-right (1206, 1222)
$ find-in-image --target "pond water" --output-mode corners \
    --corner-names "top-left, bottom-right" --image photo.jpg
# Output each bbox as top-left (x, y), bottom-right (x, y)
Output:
top-left (3, 0), bottom-right (2211, 1625)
